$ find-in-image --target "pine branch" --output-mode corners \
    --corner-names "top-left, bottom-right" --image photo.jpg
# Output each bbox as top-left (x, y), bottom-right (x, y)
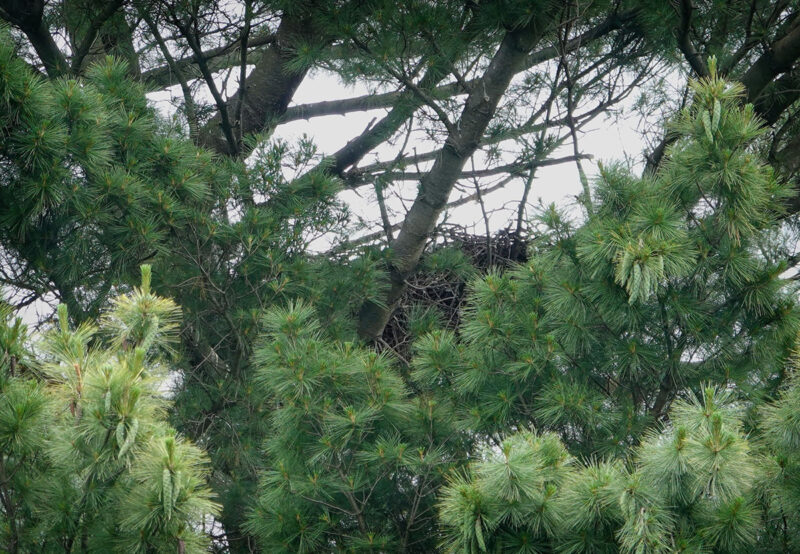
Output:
top-left (672, 0), bottom-right (708, 78)
top-left (0, 0), bottom-right (68, 76)
top-left (69, 0), bottom-right (126, 74)
top-left (355, 9), bottom-right (568, 340)
top-left (279, 10), bottom-right (636, 125)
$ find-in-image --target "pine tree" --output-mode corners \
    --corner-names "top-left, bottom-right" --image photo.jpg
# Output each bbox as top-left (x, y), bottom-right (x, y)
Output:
top-left (0, 30), bottom-right (388, 548)
top-left (427, 62), bottom-right (800, 553)
top-left (244, 302), bottom-right (460, 552)
top-left (411, 60), bottom-right (796, 451)
top-left (0, 266), bottom-right (218, 552)
top-left (230, 64), bottom-right (800, 552)
top-left (3, 6), bottom-right (800, 550)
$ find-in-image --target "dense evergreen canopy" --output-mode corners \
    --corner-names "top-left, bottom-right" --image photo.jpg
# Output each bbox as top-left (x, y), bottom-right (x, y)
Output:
top-left (2, 1), bottom-right (800, 552)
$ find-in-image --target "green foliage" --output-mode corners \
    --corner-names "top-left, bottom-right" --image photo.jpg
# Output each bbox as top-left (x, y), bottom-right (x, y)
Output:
top-left (408, 68), bottom-right (797, 456)
top-left (2, 17), bottom-right (800, 552)
top-left (757, 370), bottom-right (800, 552)
top-left (438, 431), bottom-right (570, 553)
top-left (245, 302), bottom-right (458, 552)
top-left (240, 70), bottom-right (800, 551)
top-left (418, 69), bottom-right (800, 551)
top-left (0, 30), bottom-right (394, 549)
top-left (437, 387), bottom-right (768, 552)
top-left (0, 266), bottom-right (217, 552)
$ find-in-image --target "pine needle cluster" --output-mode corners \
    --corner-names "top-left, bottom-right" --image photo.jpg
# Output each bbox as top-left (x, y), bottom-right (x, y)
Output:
top-left (420, 64), bottom-right (800, 551)
top-left (0, 266), bottom-right (218, 552)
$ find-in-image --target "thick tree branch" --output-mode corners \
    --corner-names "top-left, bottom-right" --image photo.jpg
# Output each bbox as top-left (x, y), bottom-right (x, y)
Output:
top-left (69, 0), bottom-right (126, 74)
top-left (0, 0), bottom-right (68, 76)
top-left (196, 7), bottom-right (323, 155)
top-left (345, 80), bottom-right (636, 189)
top-left (741, 11), bottom-right (800, 102)
top-left (754, 69), bottom-right (800, 124)
top-left (333, 61), bottom-right (636, 203)
top-left (356, 8), bottom-right (563, 341)
top-left (315, 9), bottom-right (494, 179)
top-left (672, 0), bottom-right (708, 78)
top-left (325, 68), bottom-right (455, 178)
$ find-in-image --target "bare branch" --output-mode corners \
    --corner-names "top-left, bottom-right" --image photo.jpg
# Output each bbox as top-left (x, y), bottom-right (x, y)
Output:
top-left (279, 10), bottom-right (636, 125)
top-left (140, 32), bottom-right (275, 87)
top-left (139, 8), bottom-right (200, 142)
top-left (332, 153), bottom-right (591, 252)
top-left (345, 154), bottom-right (591, 187)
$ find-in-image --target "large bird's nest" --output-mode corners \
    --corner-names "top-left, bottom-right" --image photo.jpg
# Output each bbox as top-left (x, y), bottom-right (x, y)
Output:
top-left (377, 228), bottom-right (528, 364)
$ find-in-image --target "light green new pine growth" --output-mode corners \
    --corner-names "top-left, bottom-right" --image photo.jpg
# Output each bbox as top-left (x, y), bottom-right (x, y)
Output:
top-left (616, 471), bottom-right (672, 554)
top-left (439, 431), bottom-right (571, 552)
top-left (246, 302), bottom-right (449, 552)
top-left (438, 388), bottom-right (766, 552)
top-left (162, 467), bottom-right (173, 520)
top-left (102, 264), bottom-right (181, 357)
top-left (0, 270), bottom-right (217, 552)
top-left (119, 434), bottom-right (218, 553)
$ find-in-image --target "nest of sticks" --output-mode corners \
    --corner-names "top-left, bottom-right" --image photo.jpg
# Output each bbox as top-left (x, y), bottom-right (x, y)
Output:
top-left (377, 228), bottom-right (528, 364)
